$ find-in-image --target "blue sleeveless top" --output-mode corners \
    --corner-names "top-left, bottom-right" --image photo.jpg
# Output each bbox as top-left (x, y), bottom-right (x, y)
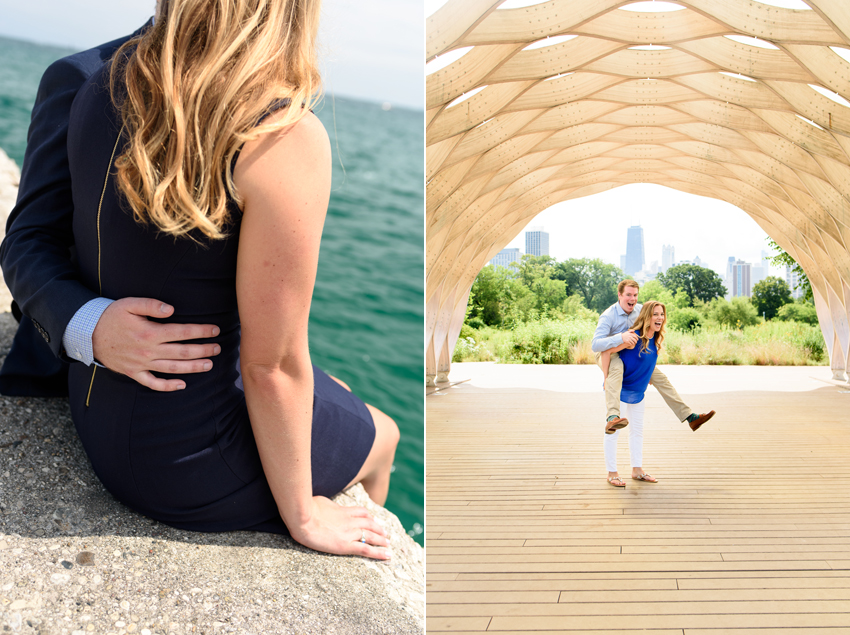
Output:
top-left (619, 330), bottom-right (658, 404)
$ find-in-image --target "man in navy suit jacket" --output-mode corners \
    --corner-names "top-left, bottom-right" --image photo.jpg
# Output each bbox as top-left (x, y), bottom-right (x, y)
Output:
top-left (0, 13), bottom-right (220, 397)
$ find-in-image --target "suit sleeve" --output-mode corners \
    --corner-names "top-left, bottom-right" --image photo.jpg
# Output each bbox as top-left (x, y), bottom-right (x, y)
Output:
top-left (0, 56), bottom-right (100, 358)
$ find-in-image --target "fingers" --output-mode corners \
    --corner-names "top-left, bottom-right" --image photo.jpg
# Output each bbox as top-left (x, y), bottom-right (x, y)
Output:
top-left (341, 507), bottom-right (391, 559)
top-left (131, 371), bottom-right (186, 392)
top-left (116, 298), bottom-right (222, 343)
top-left (147, 358), bottom-right (215, 375)
top-left (156, 342), bottom-right (222, 360)
top-left (346, 507), bottom-right (387, 537)
top-left (350, 527), bottom-right (391, 560)
top-left (158, 322), bottom-right (221, 343)
top-left (121, 297), bottom-right (175, 318)
top-left (352, 543), bottom-right (391, 561)
top-left (359, 529), bottom-right (389, 548)
top-left (345, 505), bottom-right (375, 520)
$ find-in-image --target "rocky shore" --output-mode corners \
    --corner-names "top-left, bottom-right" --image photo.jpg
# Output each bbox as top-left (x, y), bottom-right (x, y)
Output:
top-left (0, 151), bottom-right (424, 634)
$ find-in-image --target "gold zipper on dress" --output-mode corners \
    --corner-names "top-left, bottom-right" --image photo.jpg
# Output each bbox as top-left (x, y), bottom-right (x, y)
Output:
top-left (86, 124), bottom-right (125, 407)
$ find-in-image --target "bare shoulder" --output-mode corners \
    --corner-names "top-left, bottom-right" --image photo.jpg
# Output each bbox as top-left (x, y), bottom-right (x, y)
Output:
top-left (234, 111), bottom-right (330, 199)
top-left (264, 110), bottom-right (329, 156)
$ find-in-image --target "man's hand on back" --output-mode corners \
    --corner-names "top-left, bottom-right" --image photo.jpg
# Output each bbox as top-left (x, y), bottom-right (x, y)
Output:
top-left (91, 298), bottom-right (221, 392)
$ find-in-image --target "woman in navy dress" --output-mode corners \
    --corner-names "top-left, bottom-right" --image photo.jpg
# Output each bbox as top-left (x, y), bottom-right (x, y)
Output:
top-left (602, 301), bottom-right (667, 488)
top-left (65, 0), bottom-right (398, 559)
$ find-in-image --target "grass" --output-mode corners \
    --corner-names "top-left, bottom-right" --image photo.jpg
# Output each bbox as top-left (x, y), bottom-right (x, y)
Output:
top-left (454, 318), bottom-right (827, 366)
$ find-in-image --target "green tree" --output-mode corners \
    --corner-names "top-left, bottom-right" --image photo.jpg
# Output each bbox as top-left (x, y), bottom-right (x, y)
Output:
top-left (656, 264), bottom-right (726, 305)
top-left (751, 276), bottom-right (793, 320)
top-left (667, 307), bottom-right (702, 332)
top-left (766, 238), bottom-right (813, 302)
top-left (776, 301), bottom-right (819, 325)
top-left (530, 277), bottom-right (567, 314)
top-left (468, 265), bottom-right (521, 326)
top-left (561, 258), bottom-right (623, 314)
top-left (562, 294), bottom-right (599, 321)
top-left (710, 297), bottom-right (759, 329)
top-left (639, 279), bottom-right (690, 309)
top-left (516, 254), bottom-right (559, 287)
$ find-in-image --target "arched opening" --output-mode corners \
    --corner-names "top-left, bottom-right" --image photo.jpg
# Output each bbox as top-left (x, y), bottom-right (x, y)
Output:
top-left (426, 0), bottom-right (850, 385)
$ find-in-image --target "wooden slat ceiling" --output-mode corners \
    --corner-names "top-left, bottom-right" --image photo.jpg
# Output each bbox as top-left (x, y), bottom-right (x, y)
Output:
top-left (425, 0), bottom-right (850, 386)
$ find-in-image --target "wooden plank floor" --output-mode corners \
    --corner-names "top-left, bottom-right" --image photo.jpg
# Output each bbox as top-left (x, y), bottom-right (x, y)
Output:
top-left (426, 364), bottom-right (850, 634)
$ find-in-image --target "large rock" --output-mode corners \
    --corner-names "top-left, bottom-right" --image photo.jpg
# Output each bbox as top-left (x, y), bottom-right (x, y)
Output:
top-left (0, 313), bottom-right (424, 634)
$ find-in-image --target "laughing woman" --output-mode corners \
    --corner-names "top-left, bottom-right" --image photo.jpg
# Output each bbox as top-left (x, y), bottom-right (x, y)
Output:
top-left (602, 301), bottom-right (667, 488)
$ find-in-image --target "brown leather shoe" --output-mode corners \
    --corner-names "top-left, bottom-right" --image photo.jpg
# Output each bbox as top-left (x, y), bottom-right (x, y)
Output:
top-left (605, 416), bottom-right (629, 435)
top-left (688, 410), bottom-right (715, 431)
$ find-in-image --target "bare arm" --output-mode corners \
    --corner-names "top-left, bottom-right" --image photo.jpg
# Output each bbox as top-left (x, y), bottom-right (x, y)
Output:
top-left (234, 112), bottom-right (386, 559)
top-left (606, 329), bottom-right (637, 354)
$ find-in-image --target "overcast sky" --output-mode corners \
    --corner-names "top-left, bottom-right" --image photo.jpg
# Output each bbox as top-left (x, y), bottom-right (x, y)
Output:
top-left (0, 0), bottom-right (423, 110)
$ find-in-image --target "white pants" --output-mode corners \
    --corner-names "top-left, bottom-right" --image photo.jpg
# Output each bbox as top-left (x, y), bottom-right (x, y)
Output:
top-left (604, 399), bottom-right (645, 473)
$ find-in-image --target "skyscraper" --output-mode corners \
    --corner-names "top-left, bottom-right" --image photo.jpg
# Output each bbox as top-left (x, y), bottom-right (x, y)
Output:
top-left (490, 248), bottom-right (520, 269)
top-left (786, 265), bottom-right (804, 300)
top-left (625, 225), bottom-right (644, 276)
top-left (661, 244), bottom-right (674, 272)
top-left (752, 250), bottom-right (770, 285)
top-left (726, 258), bottom-right (752, 297)
top-left (525, 227), bottom-right (549, 257)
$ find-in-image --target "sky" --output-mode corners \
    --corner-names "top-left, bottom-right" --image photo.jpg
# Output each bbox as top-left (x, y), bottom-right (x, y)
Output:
top-left (0, 0), bottom-right (423, 110)
top-left (501, 183), bottom-right (786, 279)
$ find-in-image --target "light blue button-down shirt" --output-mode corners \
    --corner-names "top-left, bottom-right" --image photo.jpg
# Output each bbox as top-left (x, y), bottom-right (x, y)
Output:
top-left (591, 301), bottom-right (643, 353)
top-left (62, 297), bottom-right (114, 365)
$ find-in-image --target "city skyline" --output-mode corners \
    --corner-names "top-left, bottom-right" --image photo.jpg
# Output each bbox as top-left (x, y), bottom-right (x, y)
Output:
top-left (499, 184), bottom-right (787, 280)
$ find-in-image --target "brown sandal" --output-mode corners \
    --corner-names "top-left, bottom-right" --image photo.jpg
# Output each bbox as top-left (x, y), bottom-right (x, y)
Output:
top-left (607, 475), bottom-right (626, 488)
top-left (632, 472), bottom-right (657, 483)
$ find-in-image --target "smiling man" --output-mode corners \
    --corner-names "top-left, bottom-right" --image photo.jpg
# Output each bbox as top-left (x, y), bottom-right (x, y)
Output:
top-left (591, 279), bottom-right (715, 434)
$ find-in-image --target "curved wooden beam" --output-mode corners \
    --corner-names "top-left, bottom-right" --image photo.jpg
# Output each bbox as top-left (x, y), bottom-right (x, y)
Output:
top-left (426, 0), bottom-right (850, 385)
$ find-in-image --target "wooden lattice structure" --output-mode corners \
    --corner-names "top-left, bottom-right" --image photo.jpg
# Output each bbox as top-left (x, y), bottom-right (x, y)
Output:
top-left (426, 0), bottom-right (850, 385)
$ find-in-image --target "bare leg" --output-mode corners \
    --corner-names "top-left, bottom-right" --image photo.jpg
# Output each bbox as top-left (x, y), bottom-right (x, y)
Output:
top-left (345, 403), bottom-right (399, 506)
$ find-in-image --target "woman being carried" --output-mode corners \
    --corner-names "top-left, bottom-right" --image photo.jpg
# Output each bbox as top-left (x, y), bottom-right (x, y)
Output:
top-left (601, 301), bottom-right (667, 488)
top-left (65, 0), bottom-right (398, 559)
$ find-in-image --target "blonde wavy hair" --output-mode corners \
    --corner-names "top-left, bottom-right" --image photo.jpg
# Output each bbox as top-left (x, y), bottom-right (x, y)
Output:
top-left (110, 0), bottom-right (322, 240)
top-left (632, 301), bottom-right (667, 354)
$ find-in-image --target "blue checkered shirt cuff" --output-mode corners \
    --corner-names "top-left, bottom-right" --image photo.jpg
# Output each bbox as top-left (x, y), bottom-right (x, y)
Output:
top-left (62, 297), bottom-right (114, 366)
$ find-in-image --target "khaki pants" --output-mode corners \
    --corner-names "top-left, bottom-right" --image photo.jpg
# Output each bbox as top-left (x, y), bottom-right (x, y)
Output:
top-left (595, 350), bottom-right (692, 422)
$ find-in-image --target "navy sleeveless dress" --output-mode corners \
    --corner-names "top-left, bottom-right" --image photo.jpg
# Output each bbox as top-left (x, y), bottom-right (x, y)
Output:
top-left (65, 63), bottom-right (375, 533)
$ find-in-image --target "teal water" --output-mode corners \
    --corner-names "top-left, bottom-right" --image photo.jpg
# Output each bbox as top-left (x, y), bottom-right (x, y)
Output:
top-left (0, 35), bottom-right (424, 544)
